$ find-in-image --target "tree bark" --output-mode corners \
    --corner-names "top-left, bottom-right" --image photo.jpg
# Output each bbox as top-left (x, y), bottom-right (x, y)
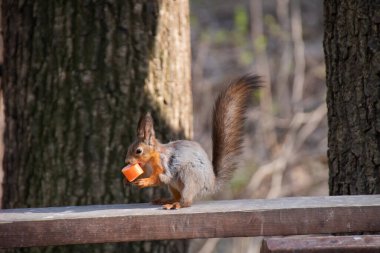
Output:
top-left (324, 0), bottom-right (380, 195)
top-left (1, 0), bottom-right (191, 252)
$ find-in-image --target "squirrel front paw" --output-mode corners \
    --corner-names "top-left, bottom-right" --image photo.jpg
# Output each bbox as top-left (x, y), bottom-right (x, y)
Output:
top-left (133, 178), bottom-right (153, 188)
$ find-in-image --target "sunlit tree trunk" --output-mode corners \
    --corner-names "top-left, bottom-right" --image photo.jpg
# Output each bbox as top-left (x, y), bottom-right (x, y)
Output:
top-left (324, 0), bottom-right (380, 195)
top-left (1, 0), bottom-right (191, 252)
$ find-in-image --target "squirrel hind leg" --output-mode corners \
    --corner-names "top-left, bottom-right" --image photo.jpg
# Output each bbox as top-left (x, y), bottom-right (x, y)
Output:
top-left (153, 186), bottom-right (181, 205)
top-left (162, 187), bottom-right (195, 209)
top-left (162, 202), bottom-right (181, 210)
top-left (178, 185), bottom-right (196, 208)
top-left (162, 200), bottom-right (192, 210)
top-left (152, 198), bottom-right (173, 205)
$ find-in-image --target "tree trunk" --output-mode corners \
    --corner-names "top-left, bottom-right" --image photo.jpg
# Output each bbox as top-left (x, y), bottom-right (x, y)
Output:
top-left (324, 0), bottom-right (380, 195)
top-left (1, 0), bottom-right (191, 252)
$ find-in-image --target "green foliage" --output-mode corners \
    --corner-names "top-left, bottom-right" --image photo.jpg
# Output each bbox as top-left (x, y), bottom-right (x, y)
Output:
top-left (190, 15), bottom-right (199, 29)
top-left (230, 164), bottom-right (257, 195)
top-left (214, 30), bottom-right (228, 44)
top-left (234, 5), bottom-right (248, 34)
top-left (254, 35), bottom-right (267, 52)
top-left (264, 14), bottom-right (281, 38)
top-left (200, 30), bottom-right (212, 44)
top-left (234, 5), bottom-right (248, 46)
top-left (238, 50), bottom-right (254, 66)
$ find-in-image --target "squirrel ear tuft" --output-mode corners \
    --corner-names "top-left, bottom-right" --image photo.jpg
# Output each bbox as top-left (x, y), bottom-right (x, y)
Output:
top-left (137, 112), bottom-right (156, 145)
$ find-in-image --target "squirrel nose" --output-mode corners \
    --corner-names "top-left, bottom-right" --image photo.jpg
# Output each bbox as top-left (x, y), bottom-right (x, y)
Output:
top-left (125, 158), bottom-right (135, 165)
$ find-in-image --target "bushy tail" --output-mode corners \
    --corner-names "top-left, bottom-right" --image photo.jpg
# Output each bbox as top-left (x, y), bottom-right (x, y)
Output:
top-left (212, 74), bottom-right (262, 190)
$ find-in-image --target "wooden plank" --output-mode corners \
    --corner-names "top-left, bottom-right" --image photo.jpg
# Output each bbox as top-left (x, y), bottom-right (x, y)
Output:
top-left (261, 235), bottom-right (380, 253)
top-left (0, 195), bottom-right (380, 248)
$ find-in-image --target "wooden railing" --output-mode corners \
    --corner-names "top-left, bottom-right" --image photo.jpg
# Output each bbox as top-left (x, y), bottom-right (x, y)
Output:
top-left (261, 235), bottom-right (380, 253)
top-left (1, 195), bottom-right (380, 251)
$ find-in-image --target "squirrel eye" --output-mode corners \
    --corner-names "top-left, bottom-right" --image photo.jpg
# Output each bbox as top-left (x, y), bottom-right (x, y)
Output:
top-left (135, 147), bottom-right (143, 155)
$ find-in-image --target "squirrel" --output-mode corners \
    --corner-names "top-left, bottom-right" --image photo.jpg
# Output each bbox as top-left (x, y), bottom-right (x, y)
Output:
top-left (125, 74), bottom-right (262, 209)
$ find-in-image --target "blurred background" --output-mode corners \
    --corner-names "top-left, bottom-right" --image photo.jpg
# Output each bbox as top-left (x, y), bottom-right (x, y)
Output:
top-left (189, 0), bottom-right (327, 252)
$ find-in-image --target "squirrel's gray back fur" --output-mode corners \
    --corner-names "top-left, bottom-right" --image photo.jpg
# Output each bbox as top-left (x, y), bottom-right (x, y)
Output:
top-left (159, 140), bottom-right (215, 198)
